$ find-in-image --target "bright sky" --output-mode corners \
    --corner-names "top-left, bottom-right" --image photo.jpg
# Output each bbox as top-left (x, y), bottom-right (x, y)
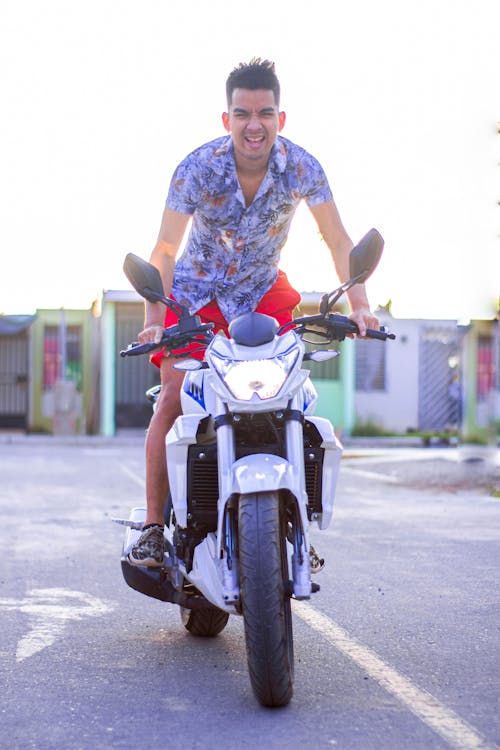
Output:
top-left (1, 0), bottom-right (498, 321)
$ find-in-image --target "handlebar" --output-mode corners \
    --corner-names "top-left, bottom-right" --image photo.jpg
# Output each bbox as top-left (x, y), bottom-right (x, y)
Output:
top-left (120, 319), bottom-right (215, 358)
top-left (121, 311), bottom-right (395, 358)
top-left (290, 313), bottom-right (396, 342)
top-left (120, 340), bottom-right (162, 357)
top-left (326, 313), bottom-right (396, 341)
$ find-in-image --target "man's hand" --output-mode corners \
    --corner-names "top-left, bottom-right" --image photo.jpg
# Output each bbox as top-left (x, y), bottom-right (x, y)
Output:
top-left (348, 307), bottom-right (379, 338)
top-left (138, 324), bottom-right (164, 346)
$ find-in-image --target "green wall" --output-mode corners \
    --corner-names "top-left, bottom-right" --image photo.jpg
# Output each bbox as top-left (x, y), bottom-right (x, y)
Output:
top-left (308, 339), bottom-right (355, 436)
top-left (30, 308), bottom-right (97, 433)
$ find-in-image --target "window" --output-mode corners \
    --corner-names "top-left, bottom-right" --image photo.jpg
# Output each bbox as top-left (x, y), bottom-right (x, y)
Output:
top-left (477, 336), bottom-right (494, 402)
top-left (43, 325), bottom-right (82, 391)
top-left (355, 339), bottom-right (386, 391)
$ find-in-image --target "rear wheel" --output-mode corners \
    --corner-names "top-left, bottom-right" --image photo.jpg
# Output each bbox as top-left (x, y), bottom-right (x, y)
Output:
top-left (238, 491), bottom-right (294, 707)
top-left (180, 605), bottom-right (229, 637)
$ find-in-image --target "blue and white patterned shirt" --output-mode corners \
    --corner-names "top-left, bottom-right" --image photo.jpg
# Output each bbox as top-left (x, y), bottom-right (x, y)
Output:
top-left (167, 135), bottom-right (333, 321)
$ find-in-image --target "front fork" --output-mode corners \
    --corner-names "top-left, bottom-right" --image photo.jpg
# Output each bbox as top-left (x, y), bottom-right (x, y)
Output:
top-left (216, 412), bottom-right (240, 605)
top-left (221, 503), bottom-right (240, 605)
top-left (285, 397), bottom-right (311, 599)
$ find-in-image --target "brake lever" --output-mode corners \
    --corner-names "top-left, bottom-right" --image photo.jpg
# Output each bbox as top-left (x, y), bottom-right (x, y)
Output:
top-left (120, 341), bottom-right (160, 357)
top-left (120, 320), bottom-right (215, 358)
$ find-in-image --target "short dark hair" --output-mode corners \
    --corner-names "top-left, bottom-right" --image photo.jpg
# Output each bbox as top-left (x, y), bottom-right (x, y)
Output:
top-left (226, 58), bottom-right (280, 107)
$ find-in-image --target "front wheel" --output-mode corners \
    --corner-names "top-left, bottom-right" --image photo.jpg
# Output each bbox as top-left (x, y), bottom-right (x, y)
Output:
top-left (238, 491), bottom-right (294, 707)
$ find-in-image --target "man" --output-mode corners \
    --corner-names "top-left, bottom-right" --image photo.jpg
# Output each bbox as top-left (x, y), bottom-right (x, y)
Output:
top-left (129, 58), bottom-right (378, 567)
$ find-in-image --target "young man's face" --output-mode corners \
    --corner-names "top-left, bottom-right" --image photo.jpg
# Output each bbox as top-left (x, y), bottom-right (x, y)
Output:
top-left (222, 88), bottom-right (286, 169)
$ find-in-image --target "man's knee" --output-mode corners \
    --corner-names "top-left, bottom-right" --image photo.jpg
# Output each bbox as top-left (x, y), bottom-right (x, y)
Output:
top-left (145, 358), bottom-right (185, 435)
top-left (154, 389), bottom-right (182, 424)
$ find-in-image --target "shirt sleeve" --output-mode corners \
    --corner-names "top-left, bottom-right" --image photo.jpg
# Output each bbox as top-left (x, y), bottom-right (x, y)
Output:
top-left (300, 153), bottom-right (334, 208)
top-left (165, 156), bottom-right (200, 215)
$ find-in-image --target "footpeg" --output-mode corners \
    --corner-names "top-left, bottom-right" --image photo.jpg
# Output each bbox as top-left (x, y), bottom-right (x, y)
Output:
top-left (309, 544), bottom-right (325, 574)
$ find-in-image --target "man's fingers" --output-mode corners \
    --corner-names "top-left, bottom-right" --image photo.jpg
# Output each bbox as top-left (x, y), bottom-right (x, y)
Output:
top-left (348, 310), bottom-right (379, 338)
top-left (138, 325), bottom-right (164, 345)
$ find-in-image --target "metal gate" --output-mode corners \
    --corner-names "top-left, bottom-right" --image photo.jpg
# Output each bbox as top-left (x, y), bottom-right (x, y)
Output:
top-left (0, 327), bottom-right (30, 429)
top-left (115, 303), bottom-right (158, 428)
top-left (418, 325), bottom-right (460, 431)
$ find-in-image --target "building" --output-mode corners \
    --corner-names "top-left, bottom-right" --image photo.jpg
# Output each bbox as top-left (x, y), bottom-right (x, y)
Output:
top-left (0, 308), bottom-right (99, 434)
top-left (354, 307), bottom-right (500, 441)
top-left (99, 290), bottom-right (159, 436)
top-left (354, 311), bottom-right (461, 434)
top-left (0, 314), bottom-right (35, 430)
top-left (30, 307), bottom-right (99, 434)
top-left (99, 289), bottom-right (354, 436)
top-left (3, 300), bottom-right (498, 442)
top-left (460, 317), bottom-right (499, 443)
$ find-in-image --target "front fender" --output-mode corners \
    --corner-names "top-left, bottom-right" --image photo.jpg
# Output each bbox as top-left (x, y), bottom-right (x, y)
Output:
top-left (216, 453), bottom-right (308, 557)
top-left (231, 453), bottom-right (297, 496)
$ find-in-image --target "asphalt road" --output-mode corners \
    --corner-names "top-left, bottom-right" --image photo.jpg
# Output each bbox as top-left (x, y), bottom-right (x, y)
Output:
top-left (0, 437), bottom-right (498, 750)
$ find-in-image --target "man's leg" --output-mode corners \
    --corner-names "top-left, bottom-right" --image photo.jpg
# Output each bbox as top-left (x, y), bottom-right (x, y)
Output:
top-left (128, 357), bottom-right (186, 566)
top-left (144, 357), bottom-right (186, 525)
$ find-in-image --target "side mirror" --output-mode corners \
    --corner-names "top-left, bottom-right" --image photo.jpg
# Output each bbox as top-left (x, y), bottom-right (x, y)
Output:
top-left (349, 228), bottom-right (384, 284)
top-left (123, 253), bottom-right (165, 303)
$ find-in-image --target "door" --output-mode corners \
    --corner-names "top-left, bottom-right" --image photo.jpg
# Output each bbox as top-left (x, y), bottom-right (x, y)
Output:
top-left (0, 333), bottom-right (29, 429)
top-left (418, 326), bottom-right (460, 431)
top-left (115, 303), bottom-right (158, 428)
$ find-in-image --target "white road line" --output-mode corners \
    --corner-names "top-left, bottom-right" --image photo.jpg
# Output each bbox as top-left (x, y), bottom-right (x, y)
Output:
top-left (294, 602), bottom-right (494, 750)
top-left (342, 466), bottom-right (399, 484)
top-left (0, 588), bottom-right (114, 662)
top-left (119, 463), bottom-right (145, 488)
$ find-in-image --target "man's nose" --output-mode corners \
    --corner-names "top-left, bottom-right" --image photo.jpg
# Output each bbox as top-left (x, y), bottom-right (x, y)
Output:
top-left (247, 112), bottom-right (262, 129)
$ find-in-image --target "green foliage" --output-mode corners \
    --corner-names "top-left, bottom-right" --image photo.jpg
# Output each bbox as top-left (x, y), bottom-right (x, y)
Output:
top-left (461, 428), bottom-right (490, 445)
top-left (351, 418), bottom-right (391, 437)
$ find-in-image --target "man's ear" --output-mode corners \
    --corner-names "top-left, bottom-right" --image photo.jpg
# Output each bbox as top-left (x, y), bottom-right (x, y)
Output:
top-left (278, 111), bottom-right (286, 131)
top-left (222, 112), bottom-right (230, 132)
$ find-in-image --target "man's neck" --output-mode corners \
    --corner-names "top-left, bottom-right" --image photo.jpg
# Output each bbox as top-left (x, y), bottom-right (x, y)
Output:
top-left (235, 159), bottom-right (269, 207)
top-left (234, 155), bottom-right (269, 180)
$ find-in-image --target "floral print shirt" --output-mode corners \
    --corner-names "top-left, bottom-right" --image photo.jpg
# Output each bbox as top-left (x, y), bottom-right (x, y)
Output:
top-left (167, 135), bottom-right (333, 321)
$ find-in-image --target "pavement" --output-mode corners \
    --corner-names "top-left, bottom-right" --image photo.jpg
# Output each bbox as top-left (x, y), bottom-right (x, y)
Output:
top-left (342, 444), bottom-right (500, 495)
top-left (1, 429), bottom-right (498, 495)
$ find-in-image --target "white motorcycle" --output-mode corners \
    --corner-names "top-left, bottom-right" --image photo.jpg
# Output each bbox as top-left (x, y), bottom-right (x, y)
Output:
top-left (117, 229), bottom-right (394, 707)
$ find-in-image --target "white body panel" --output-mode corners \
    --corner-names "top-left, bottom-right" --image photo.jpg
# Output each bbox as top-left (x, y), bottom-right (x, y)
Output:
top-left (189, 533), bottom-right (238, 613)
top-left (304, 416), bottom-right (343, 529)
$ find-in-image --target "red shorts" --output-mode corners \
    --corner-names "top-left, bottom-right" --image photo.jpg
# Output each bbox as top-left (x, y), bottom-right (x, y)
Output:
top-left (150, 270), bottom-right (301, 366)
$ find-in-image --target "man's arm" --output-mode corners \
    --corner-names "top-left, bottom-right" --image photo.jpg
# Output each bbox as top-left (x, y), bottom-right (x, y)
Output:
top-left (309, 200), bottom-right (379, 336)
top-left (138, 207), bottom-right (191, 345)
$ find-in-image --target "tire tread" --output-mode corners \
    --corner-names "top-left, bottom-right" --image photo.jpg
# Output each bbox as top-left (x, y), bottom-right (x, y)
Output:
top-left (239, 492), bottom-right (294, 707)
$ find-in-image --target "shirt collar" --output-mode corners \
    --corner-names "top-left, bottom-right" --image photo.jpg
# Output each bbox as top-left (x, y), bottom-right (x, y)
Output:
top-left (271, 137), bottom-right (288, 174)
top-left (210, 135), bottom-right (288, 177)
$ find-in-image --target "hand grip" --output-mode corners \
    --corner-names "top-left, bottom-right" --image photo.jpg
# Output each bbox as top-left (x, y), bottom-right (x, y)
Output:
top-left (326, 314), bottom-right (396, 341)
top-left (365, 327), bottom-right (396, 341)
top-left (120, 341), bottom-right (160, 357)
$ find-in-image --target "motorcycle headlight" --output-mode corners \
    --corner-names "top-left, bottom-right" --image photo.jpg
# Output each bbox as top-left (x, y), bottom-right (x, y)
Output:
top-left (211, 350), bottom-right (298, 401)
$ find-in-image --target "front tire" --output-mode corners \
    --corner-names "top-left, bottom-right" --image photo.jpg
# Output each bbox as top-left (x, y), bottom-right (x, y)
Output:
top-left (238, 491), bottom-right (294, 707)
